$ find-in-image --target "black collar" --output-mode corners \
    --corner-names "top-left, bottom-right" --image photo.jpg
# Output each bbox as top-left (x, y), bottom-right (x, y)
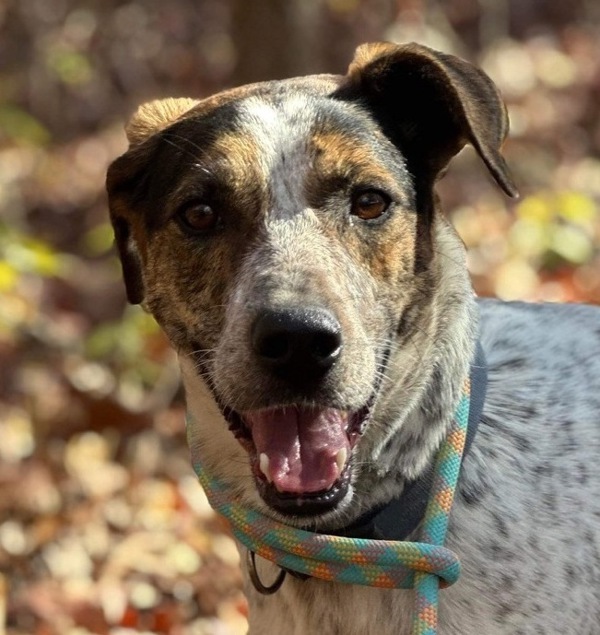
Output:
top-left (327, 340), bottom-right (488, 541)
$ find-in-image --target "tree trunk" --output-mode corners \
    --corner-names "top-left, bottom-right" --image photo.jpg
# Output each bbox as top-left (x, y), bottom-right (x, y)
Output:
top-left (231, 0), bottom-right (323, 84)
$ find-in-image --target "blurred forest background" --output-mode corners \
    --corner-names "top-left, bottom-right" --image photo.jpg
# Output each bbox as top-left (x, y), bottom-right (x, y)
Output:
top-left (1, 0), bottom-right (600, 633)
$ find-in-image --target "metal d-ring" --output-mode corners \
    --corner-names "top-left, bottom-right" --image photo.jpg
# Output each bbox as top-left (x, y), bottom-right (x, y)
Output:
top-left (247, 550), bottom-right (287, 595)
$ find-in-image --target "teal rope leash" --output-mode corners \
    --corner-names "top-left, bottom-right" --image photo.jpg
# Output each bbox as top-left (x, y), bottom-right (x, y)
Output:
top-left (413, 382), bottom-right (470, 634)
top-left (188, 379), bottom-right (470, 635)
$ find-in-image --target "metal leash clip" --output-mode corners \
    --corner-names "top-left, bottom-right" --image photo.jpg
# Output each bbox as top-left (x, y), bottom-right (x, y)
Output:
top-left (247, 550), bottom-right (287, 595)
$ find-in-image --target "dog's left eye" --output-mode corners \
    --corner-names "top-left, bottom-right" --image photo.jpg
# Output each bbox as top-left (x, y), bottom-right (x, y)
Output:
top-left (177, 202), bottom-right (219, 235)
top-left (350, 190), bottom-right (391, 220)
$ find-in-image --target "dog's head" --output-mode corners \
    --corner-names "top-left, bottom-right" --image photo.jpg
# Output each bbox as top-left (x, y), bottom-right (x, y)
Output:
top-left (107, 42), bottom-right (515, 525)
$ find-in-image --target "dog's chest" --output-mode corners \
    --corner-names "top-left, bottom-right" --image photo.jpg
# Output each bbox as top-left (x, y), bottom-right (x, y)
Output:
top-left (243, 567), bottom-right (414, 635)
top-left (241, 559), bottom-right (514, 635)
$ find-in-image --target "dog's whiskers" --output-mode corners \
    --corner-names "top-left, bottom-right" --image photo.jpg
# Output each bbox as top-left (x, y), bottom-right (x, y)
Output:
top-left (161, 132), bottom-right (216, 170)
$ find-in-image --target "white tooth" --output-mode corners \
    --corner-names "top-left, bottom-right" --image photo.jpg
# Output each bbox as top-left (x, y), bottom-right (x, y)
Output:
top-left (259, 453), bottom-right (272, 483)
top-left (335, 448), bottom-right (348, 474)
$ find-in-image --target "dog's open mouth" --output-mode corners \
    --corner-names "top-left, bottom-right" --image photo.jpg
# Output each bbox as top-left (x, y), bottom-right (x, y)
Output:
top-left (226, 404), bottom-right (371, 516)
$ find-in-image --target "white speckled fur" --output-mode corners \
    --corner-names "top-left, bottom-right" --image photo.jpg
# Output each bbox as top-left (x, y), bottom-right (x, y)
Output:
top-left (240, 97), bottom-right (314, 222)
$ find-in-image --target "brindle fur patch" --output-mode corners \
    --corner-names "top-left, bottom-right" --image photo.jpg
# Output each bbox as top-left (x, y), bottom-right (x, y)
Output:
top-left (307, 128), bottom-right (416, 286)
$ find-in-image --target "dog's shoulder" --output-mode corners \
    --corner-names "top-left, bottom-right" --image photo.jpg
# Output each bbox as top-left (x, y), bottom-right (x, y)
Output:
top-left (447, 299), bottom-right (600, 632)
top-left (478, 298), bottom-right (600, 416)
top-left (479, 298), bottom-right (600, 360)
top-left (475, 298), bottom-right (600, 481)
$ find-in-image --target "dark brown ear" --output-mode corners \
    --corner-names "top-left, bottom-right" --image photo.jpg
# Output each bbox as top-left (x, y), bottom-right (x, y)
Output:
top-left (106, 141), bottom-right (152, 305)
top-left (107, 97), bottom-right (199, 304)
top-left (338, 42), bottom-right (518, 197)
top-left (110, 210), bottom-right (145, 305)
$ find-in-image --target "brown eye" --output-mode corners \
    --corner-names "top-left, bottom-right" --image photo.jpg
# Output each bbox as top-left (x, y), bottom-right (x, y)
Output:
top-left (177, 202), bottom-right (219, 234)
top-left (350, 190), bottom-right (390, 220)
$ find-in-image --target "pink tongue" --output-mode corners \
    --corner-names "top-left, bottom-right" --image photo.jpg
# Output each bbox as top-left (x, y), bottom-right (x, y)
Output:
top-left (244, 407), bottom-right (350, 495)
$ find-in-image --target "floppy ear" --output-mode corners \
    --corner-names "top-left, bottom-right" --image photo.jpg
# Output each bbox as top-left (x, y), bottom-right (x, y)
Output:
top-left (107, 97), bottom-right (199, 304)
top-left (337, 42), bottom-right (518, 197)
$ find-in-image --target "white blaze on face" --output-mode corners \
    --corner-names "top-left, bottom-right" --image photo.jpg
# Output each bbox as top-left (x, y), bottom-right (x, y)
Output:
top-left (239, 96), bottom-right (317, 222)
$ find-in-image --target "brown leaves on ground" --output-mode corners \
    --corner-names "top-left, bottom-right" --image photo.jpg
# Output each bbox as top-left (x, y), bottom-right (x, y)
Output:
top-left (1, 402), bottom-right (248, 635)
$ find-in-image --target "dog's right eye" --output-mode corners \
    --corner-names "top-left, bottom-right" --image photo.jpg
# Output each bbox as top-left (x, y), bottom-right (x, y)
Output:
top-left (350, 190), bottom-right (391, 221)
top-left (177, 202), bottom-right (219, 235)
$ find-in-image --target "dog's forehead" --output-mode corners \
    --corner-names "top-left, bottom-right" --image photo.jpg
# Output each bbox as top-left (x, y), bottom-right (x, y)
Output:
top-left (239, 94), bottom-right (315, 144)
top-left (200, 89), bottom-right (407, 215)
top-left (228, 90), bottom-right (374, 159)
top-left (234, 94), bottom-right (324, 186)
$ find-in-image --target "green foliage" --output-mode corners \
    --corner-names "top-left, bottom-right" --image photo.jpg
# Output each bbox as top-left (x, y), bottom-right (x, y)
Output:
top-left (84, 306), bottom-right (167, 397)
top-left (82, 222), bottom-right (116, 256)
top-left (0, 221), bottom-right (65, 291)
top-left (86, 307), bottom-right (161, 366)
top-left (511, 190), bottom-right (598, 268)
top-left (0, 221), bottom-right (166, 392)
top-left (46, 48), bottom-right (93, 86)
top-left (0, 104), bottom-right (50, 146)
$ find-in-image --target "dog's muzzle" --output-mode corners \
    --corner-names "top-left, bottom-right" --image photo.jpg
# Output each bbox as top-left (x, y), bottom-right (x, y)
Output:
top-left (213, 305), bottom-right (379, 516)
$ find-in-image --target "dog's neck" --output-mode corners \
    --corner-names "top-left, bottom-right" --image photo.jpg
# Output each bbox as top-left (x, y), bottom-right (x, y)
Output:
top-left (327, 340), bottom-right (486, 540)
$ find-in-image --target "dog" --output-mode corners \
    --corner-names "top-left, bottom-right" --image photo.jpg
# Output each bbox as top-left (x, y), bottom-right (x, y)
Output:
top-left (106, 42), bottom-right (600, 635)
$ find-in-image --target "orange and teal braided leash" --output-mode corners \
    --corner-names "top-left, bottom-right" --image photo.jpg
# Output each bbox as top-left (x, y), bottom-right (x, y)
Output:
top-left (188, 379), bottom-right (470, 635)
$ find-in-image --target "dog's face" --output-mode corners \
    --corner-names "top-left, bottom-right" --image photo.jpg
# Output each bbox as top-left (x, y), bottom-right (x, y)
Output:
top-left (107, 42), bottom-right (515, 523)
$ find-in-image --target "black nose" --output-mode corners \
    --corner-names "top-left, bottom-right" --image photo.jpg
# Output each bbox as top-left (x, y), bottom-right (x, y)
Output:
top-left (252, 307), bottom-right (342, 381)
